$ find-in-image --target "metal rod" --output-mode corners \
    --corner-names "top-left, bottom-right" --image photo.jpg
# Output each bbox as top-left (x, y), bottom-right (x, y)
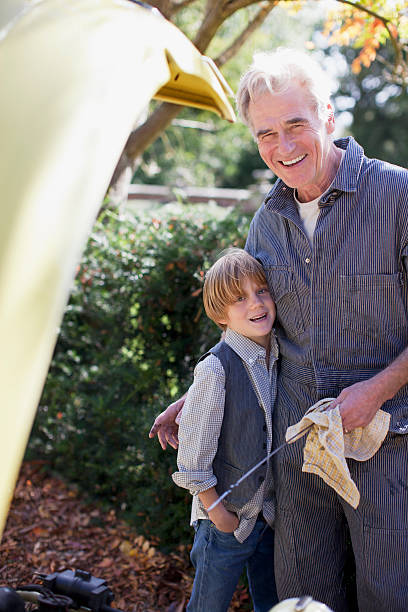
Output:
top-left (207, 422), bottom-right (314, 512)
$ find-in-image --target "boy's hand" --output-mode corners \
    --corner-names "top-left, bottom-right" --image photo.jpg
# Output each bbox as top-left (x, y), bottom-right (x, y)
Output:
top-left (209, 505), bottom-right (239, 533)
top-left (199, 487), bottom-right (239, 533)
top-left (149, 395), bottom-right (186, 450)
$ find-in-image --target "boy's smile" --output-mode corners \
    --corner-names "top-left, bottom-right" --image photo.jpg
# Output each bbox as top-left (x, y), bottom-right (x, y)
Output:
top-left (218, 278), bottom-right (276, 348)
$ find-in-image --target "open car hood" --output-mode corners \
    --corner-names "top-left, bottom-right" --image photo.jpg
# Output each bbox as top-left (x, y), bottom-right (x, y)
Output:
top-left (0, 0), bottom-right (235, 537)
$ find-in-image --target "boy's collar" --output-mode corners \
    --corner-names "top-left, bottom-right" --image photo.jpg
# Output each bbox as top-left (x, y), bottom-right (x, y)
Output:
top-left (224, 328), bottom-right (278, 364)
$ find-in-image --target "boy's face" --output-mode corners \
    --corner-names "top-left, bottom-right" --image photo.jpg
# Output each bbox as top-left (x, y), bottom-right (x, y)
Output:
top-left (217, 277), bottom-right (276, 348)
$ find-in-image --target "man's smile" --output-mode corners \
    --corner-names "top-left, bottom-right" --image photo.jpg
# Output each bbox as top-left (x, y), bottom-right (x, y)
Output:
top-left (280, 154), bottom-right (307, 166)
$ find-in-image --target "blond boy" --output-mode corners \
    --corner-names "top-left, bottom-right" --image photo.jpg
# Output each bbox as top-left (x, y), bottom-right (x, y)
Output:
top-left (172, 248), bottom-right (278, 612)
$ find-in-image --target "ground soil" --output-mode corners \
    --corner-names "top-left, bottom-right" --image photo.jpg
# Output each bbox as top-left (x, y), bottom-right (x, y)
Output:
top-left (0, 461), bottom-right (251, 611)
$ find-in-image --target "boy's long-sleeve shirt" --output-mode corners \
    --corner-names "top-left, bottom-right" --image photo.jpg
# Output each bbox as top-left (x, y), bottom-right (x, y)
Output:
top-left (172, 328), bottom-right (279, 542)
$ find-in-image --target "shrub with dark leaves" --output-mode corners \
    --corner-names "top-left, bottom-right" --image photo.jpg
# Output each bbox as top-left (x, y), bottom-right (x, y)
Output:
top-left (28, 204), bottom-right (251, 548)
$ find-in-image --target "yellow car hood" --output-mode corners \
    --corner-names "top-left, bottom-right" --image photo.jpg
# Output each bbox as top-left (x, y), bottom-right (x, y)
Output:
top-left (0, 0), bottom-right (235, 537)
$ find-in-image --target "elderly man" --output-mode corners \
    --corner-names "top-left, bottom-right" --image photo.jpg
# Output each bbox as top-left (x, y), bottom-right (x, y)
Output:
top-left (150, 48), bottom-right (408, 612)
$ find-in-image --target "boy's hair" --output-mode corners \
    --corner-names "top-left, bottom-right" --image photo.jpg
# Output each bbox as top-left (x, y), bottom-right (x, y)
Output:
top-left (203, 248), bottom-right (267, 330)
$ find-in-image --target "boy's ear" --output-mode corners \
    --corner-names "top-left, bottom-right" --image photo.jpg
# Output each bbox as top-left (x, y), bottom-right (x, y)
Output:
top-left (216, 314), bottom-right (228, 327)
top-left (217, 318), bottom-right (227, 326)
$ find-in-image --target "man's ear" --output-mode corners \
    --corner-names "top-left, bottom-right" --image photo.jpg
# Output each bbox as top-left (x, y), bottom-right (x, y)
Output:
top-left (327, 103), bottom-right (335, 133)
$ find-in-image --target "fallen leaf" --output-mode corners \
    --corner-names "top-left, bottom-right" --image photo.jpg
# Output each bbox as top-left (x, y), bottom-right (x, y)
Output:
top-left (0, 461), bottom-right (249, 612)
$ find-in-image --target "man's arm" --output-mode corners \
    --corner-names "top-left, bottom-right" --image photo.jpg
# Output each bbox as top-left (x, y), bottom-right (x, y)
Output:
top-left (149, 394), bottom-right (186, 450)
top-left (332, 346), bottom-right (408, 430)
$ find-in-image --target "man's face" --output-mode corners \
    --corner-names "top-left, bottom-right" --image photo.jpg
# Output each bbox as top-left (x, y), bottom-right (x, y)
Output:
top-left (248, 83), bottom-right (336, 202)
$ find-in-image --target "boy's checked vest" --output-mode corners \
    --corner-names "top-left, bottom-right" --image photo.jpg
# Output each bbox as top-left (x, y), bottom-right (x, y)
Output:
top-left (199, 340), bottom-right (269, 508)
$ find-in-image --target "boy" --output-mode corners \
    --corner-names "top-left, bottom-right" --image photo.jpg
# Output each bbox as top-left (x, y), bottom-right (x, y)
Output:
top-left (172, 248), bottom-right (278, 612)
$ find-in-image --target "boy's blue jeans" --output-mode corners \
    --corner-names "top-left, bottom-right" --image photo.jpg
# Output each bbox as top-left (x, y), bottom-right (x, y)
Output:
top-left (187, 517), bottom-right (278, 612)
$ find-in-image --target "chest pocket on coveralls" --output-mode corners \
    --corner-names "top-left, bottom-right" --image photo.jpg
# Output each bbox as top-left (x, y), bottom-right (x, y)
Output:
top-left (340, 273), bottom-right (405, 340)
top-left (263, 265), bottom-right (305, 338)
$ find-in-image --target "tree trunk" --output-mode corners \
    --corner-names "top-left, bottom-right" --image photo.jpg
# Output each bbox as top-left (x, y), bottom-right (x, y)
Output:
top-left (107, 0), bottom-right (275, 204)
top-left (108, 103), bottom-right (183, 206)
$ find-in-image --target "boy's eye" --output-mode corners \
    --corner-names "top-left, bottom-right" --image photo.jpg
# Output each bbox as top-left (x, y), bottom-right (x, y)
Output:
top-left (236, 295), bottom-right (245, 302)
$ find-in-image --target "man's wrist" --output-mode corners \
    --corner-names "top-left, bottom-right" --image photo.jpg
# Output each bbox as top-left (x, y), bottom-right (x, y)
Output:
top-left (372, 346), bottom-right (408, 402)
top-left (370, 366), bottom-right (406, 403)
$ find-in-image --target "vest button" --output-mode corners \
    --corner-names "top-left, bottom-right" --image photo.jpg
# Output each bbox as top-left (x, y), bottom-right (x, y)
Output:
top-left (263, 443), bottom-right (267, 449)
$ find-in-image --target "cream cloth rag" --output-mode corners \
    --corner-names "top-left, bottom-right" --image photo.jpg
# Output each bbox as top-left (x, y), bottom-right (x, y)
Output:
top-left (285, 398), bottom-right (391, 508)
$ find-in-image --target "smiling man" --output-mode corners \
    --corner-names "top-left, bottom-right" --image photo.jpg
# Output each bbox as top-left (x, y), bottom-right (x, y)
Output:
top-left (238, 48), bottom-right (408, 612)
top-left (150, 47), bottom-right (408, 612)
top-left (250, 85), bottom-right (341, 202)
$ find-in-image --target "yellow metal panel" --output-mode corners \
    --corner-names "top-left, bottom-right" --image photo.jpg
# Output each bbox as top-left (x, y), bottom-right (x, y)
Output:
top-left (0, 0), bottom-right (234, 537)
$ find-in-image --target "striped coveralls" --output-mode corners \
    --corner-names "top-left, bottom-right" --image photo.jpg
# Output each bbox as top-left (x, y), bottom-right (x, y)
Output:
top-left (245, 136), bottom-right (408, 612)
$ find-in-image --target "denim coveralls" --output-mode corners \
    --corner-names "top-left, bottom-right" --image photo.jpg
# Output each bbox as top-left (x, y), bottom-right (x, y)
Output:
top-left (246, 136), bottom-right (408, 612)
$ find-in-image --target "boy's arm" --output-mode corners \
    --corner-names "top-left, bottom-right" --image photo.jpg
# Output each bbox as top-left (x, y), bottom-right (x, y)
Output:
top-left (198, 487), bottom-right (239, 533)
top-left (172, 355), bottom-right (237, 530)
top-left (149, 335), bottom-right (226, 450)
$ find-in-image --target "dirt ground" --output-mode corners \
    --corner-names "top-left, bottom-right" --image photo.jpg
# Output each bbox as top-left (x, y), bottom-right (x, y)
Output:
top-left (0, 461), bottom-right (251, 611)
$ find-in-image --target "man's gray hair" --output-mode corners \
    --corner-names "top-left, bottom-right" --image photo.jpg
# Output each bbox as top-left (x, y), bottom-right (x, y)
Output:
top-left (236, 48), bottom-right (335, 131)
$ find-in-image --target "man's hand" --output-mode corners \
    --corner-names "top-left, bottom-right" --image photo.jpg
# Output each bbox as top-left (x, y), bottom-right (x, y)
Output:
top-left (148, 395), bottom-right (186, 450)
top-left (330, 378), bottom-right (387, 431)
top-left (331, 346), bottom-right (408, 432)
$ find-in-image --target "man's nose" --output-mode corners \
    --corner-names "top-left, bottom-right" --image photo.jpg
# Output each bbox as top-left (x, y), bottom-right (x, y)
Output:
top-left (278, 131), bottom-right (295, 155)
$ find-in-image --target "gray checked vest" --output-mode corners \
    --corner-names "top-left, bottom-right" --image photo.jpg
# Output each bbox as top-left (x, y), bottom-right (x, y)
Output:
top-left (199, 341), bottom-right (268, 509)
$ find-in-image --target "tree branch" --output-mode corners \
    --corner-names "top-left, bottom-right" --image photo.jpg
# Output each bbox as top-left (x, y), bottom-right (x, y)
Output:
top-left (334, 0), bottom-right (402, 69)
top-left (224, 0), bottom-right (268, 12)
top-left (215, 2), bottom-right (278, 67)
top-left (126, 103), bottom-right (184, 161)
top-left (108, 0), bottom-right (282, 199)
top-left (125, 1), bottom-right (278, 160)
top-left (148, 0), bottom-right (198, 19)
top-left (194, 0), bottom-right (267, 52)
top-left (334, 0), bottom-right (391, 23)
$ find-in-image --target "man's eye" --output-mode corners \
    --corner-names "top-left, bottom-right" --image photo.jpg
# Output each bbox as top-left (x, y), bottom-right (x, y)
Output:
top-left (260, 132), bottom-right (276, 143)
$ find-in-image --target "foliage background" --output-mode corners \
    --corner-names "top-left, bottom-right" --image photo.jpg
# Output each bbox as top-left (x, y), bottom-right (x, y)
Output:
top-left (333, 43), bottom-right (408, 166)
top-left (132, 2), bottom-right (329, 189)
top-left (28, 205), bottom-right (252, 548)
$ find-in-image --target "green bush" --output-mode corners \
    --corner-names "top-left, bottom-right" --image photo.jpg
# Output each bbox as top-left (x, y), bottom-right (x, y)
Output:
top-left (28, 203), bottom-right (252, 548)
